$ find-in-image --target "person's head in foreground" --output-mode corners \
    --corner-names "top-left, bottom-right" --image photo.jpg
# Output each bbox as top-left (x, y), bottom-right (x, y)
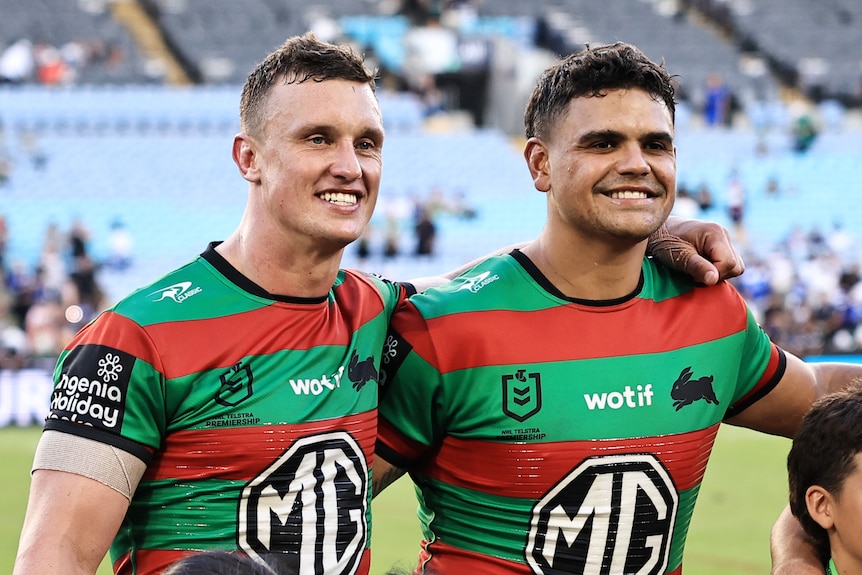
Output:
top-left (163, 551), bottom-right (297, 575)
top-left (788, 383), bottom-right (862, 574)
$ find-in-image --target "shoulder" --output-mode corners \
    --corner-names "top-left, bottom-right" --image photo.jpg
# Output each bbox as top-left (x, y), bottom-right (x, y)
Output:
top-left (644, 257), bottom-right (743, 304)
top-left (409, 254), bottom-right (517, 316)
top-left (111, 257), bottom-right (208, 320)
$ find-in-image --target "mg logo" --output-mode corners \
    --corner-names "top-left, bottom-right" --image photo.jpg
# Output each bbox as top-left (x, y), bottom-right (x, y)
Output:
top-left (503, 369), bottom-right (542, 422)
top-left (239, 432), bottom-right (368, 575)
top-left (526, 454), bottom-right (678, 575)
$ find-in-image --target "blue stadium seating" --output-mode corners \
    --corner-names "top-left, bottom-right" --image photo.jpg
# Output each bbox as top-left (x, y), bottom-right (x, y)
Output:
top-left (2, 86), bottom-right (861, 304)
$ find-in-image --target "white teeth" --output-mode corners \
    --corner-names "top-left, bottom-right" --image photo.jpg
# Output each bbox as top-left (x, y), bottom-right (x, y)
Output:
top-left (610, 191), bottom-right (648, 199)
top-left (321, 192), bottom-right (357, 205)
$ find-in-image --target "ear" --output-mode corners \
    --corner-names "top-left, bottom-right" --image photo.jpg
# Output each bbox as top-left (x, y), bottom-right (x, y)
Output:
top-left (524, 137), bottom-right (552, 193)
top-left (805, 485), bottom-right (836, 530)
top-left (232, 133), bottom-right (262, 184)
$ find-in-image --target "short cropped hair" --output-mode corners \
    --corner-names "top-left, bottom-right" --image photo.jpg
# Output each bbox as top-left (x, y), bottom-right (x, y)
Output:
top-left (163, 551), bottom-right (297, 575)
top-left (239, 32), bottom-right (377, 136)
top-left (787, 383), bottom-right (862, 551)
top-left (524, 42), bottom-right (676, 140)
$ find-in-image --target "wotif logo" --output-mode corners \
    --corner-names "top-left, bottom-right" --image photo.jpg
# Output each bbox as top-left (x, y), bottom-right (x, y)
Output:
top-left (584, 384), bottom-right (654, 410)
top-left (289, 366), bottom-right (345, 396)
top-left (149, 281), bottom-right (202, 303)
top-left (456, 271), bottom-right (500, 293)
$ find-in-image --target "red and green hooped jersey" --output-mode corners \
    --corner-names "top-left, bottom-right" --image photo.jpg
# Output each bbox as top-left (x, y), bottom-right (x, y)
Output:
top-left (43, 244), bottom-right (407, 575)
top-left (377, 250), bottom-right (785, 575)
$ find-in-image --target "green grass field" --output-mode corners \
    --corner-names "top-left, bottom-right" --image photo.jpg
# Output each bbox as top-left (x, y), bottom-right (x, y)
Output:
top-left (2, 425), bottom-right (790, 574)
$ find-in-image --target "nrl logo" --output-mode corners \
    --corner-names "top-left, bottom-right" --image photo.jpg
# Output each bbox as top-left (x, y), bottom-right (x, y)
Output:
top-left (217, 362), bottom-right (254, 407)
top-left (502, 369), bottom-right (542, 422)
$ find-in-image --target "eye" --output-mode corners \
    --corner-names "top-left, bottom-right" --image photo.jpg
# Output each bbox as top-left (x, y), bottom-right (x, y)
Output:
top-left (357, 140), bottom-right (375, 150)
top-left (309, 135), bottom-right (326, 145)
top-left (645, 140), bottom-right (672, 151)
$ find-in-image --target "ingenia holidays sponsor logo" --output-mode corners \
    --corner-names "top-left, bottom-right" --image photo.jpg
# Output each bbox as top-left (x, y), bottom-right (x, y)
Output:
top-left (48, 345), bottom-right (133, 430)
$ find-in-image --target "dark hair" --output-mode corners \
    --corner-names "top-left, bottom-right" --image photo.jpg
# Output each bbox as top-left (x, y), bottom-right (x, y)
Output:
top-left (787, 383), bottom-right (862, 551)
top-left (524, 42), bottom-right (676, 140)
top-left (162, 551), bottom-right (297, 575)
top-left (239, 32), bottom-right (377, 136)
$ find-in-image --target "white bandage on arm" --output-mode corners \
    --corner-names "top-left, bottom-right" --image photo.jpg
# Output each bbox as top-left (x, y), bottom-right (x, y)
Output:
top-left (32, 430), bottom-right (147, 501)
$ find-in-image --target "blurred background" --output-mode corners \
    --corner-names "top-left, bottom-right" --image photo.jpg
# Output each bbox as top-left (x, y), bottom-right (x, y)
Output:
top-left (1, 0), bottom-right (862, 429)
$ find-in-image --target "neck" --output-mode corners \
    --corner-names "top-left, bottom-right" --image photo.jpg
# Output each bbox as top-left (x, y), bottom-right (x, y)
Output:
top-left (521, 231), bottom-right (647, 300)
top-left (829, 546), bottom-right (862, 575)
top-left (217, 231), bottom-right (344, 298)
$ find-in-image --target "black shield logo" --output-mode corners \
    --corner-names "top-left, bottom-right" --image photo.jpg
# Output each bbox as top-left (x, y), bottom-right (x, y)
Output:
top-left (503, 369), bottom-right (542, 422)
top-left (217, 362), bottom-right (254, 407)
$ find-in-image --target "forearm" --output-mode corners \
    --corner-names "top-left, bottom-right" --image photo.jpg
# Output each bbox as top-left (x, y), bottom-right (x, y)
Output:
top-left (14, 543), bottom-right (102, 575)
top-left (372, 456), bottom-right (407, 497)
top-left (14, 469), bottom-right (127, 575)
top-left (770, 505), bottom-right (825, 575)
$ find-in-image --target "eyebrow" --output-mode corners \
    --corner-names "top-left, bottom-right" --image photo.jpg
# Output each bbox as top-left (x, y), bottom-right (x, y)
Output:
top-left (578, 129), bottom-right (674, 144)
top-left (297, 122), bottom-right (385, 143)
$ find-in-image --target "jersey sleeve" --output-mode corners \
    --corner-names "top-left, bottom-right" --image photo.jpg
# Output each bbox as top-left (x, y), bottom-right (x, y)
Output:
top-left (43, 310), bottom-right (167, 464)
top-left (724, 289), bottom-right (787, 418)
top-left (377, 298), bottom-right (444, 468)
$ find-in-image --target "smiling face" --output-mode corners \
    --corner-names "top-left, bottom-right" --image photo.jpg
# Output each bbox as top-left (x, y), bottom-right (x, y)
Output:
top-left (239, 77), bottom-right (384, 253)
top-left (525, 88), bottom-right (676, 247)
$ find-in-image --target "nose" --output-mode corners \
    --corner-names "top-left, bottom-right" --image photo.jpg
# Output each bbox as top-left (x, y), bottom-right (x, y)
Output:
top-left (330, 141), bottom-right (362, 181)
top-left (616, 143), bottom-right (651, 175)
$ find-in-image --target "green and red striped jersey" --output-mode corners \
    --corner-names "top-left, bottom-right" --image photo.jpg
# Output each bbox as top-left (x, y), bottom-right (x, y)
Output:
top-left (377, 249), bottom-right (784, 575)
top-left (43, 244), bottom-right (407, 575)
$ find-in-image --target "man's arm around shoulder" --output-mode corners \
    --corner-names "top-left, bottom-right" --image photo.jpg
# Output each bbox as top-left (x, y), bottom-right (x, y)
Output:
top-left (771, 505), bottom-right (826, 575)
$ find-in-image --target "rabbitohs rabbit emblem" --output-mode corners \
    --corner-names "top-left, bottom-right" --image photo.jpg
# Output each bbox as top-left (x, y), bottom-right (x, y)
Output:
top-left (670, 366), bottom-right (718, 410)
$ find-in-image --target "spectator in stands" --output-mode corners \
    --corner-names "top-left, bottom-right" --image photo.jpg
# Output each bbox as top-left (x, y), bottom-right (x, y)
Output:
top-left (13, 33), bottom-right (742, 575)
top-left (67, 217), bottom-right (90, 261)
top-left (792, 113), bottom-right (819, 153)
top-left (0, 38), bottom-right (35, 83)
top-left (23, 291), bottom-right (66, 360)
top-left (0, 282), bottom-right (27, 370)
top-left (694, 182), bottom-right (714, 211)
top-left (34, 41), bottom-right (69, 85)
top-left (703, 72), bottom-right (731, 126)
top-left (37, 222), bottom-right (67, 300)
top-left (413, 204), bottom-right (437, 257)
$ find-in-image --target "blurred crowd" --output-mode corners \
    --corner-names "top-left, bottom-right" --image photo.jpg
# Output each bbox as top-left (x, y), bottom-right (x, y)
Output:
top-left (0, 214), bottom-right (133, 370)
top-left (2, 204), bottom-right (861, 372)
top-left (0, 37), bottom-right (127, 86)
top-left (733, 223), bottom-right (862, 358)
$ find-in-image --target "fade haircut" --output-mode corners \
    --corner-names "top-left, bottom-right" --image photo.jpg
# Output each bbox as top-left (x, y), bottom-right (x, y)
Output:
top-left (787, 383), bottom-right (862, 553)
top-left (524, 42), bottom-right (676, 140)
top-left (239, 32), bottom-right (377, 137)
